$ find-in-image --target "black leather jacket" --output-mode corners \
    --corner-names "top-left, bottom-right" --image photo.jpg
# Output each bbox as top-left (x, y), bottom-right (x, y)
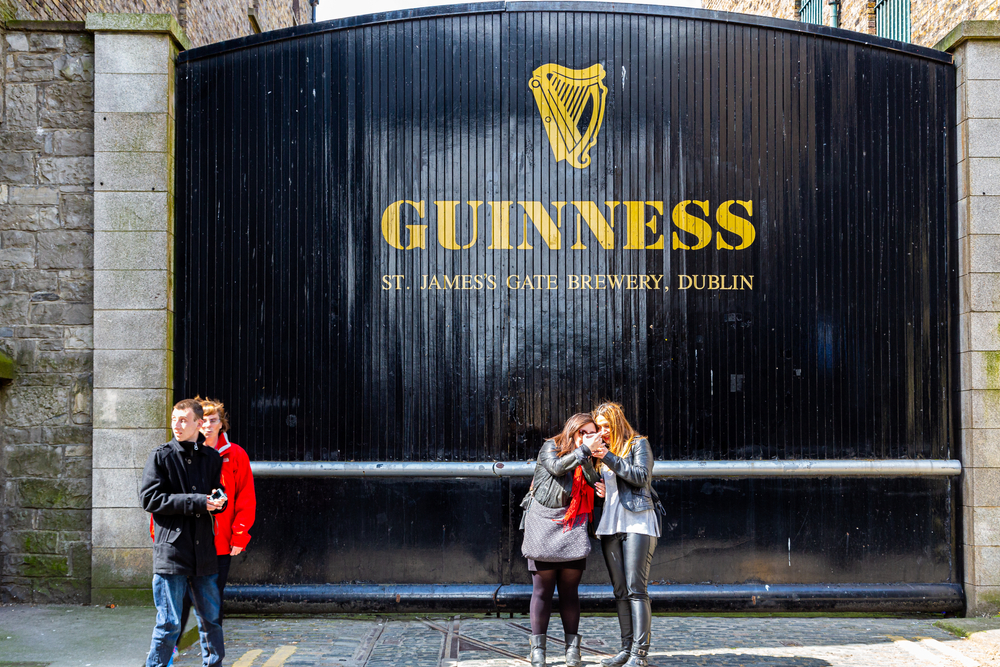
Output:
top-left (602, 437), bottom-right (655, 512)
top-left (530, 438), bottom-right (600, 509)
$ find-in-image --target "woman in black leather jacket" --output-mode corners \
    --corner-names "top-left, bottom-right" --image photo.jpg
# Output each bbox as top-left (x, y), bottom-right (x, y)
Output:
top-left (589, 402), bottom-right (660, 667)
top-left (524, 413), bottom-right (601, 667)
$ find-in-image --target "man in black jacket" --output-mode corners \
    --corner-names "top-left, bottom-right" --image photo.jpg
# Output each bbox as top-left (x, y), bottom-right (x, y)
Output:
top-left (140, 399), bottom-right (227, 667)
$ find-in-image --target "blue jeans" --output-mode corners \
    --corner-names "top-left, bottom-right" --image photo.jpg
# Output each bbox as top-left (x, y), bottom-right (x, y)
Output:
top-left (146, 573), bottom-right (224, 667)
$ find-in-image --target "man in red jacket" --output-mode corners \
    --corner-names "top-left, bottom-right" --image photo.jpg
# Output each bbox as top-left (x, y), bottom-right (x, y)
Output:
top-left (174, 397), bottom-right (256, 658)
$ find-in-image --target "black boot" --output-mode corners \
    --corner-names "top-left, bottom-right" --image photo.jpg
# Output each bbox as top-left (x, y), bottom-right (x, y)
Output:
top-left (600, 640), bottom-right (632, 667)
top-left (623, 643), bottom-right (648, 667)
top-left (564, 633), bottom-right (582, 667)
top-left (528, 634), bottom-right (547, 667)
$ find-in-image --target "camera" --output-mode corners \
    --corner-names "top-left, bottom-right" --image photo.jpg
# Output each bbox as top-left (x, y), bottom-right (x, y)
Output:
top-left (209, 488), bottom-right (227, 503)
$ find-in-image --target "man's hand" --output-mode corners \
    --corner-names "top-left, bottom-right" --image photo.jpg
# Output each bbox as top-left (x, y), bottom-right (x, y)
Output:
top-left (206, 495), bottom-right (225, 512)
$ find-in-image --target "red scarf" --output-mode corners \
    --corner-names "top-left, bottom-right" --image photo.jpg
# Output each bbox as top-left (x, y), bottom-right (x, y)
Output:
top-left (559, 467), bottom-right (595, 530)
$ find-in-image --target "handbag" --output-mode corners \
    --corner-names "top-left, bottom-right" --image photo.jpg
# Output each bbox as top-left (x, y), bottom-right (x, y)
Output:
top-left (520, 493), bottom-right (591, 562)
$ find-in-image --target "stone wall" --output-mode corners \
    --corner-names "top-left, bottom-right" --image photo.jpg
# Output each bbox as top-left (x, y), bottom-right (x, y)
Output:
top-left (0, 22), bottom-right (95, 603)
top-left (2, 0), bottom-right (311, 48)
top-left (702, 1), bottom-right (1000, 47)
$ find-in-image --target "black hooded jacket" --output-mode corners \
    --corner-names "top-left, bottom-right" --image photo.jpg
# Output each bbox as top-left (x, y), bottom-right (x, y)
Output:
top-left (139, 434), bottom-right (226, 576)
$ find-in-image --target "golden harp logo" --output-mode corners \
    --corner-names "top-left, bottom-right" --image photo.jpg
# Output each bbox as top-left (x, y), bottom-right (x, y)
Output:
top-left (529, 63), bottom-right (608, 169)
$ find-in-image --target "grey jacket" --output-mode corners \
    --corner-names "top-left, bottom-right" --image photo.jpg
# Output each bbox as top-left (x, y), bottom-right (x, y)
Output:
top-left (602, 437), bottom-right (655, 512)
top-left (530, 438), bottom-right (600, 509)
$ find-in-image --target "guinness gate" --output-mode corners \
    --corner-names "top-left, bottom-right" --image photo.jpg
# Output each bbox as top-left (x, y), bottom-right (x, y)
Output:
top-left (175, 3), bottom-right (959, 611)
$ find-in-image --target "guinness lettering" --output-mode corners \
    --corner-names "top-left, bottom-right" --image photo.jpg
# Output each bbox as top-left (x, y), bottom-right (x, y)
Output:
top-left (379, 199), bottom-right (756, 251)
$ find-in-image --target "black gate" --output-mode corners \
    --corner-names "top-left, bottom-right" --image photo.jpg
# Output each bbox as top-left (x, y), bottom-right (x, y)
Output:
top-left (176, 3), bottom-right (959, 611)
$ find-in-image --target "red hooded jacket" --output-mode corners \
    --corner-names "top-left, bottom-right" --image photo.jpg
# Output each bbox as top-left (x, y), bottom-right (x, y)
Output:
top-left (211, 432), bottom-right (256, 554)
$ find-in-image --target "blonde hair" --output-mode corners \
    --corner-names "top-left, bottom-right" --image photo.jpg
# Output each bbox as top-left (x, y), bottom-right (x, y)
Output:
top-left (195, 395), bottom-right (229, 433)
top-left (592, 401), bottom-right (643, 458)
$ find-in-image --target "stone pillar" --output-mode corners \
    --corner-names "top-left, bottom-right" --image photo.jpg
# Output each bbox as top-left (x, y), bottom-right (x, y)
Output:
top-left (939, 21), bottom-right (1000, 616)
top-left (87, 13), bottom-right (188, 605)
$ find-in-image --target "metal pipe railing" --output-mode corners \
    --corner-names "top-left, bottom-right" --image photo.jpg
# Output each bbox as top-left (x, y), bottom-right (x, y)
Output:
top-left (250, 459), bottom-right (961, 478)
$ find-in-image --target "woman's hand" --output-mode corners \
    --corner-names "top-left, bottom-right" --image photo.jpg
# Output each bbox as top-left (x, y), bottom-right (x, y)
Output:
top-left (594, 481), bottom-right (606, 498)
top-left (589, 437), bottom-right (608, 459)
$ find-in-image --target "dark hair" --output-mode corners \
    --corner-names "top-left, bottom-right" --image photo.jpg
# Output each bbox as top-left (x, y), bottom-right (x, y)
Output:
top-left (550, 413), bottom-right (598, 456)
top-left (195, 396), bottom-right (229, 433)
top-left (173, 398), bottom-right (204, 420)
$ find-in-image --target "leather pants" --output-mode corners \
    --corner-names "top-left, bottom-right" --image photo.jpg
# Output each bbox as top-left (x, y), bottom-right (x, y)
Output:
top-left (600, 532), bottom-right (657, 651)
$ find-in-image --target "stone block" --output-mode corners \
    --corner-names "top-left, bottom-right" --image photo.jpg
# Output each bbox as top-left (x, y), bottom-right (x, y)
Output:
top-left (94, 72), bottom-right (168, 113)
top-left (94, 151), bottom-right (170, 193)
top-left (37, 230), bottom-right (93, 270)
top-left (39, 109), bottom-right (92, 129)
top-left (970, 158), bottom-right (1000, 196)
top-left (972, 506), bottom-right (1000, 546)
top-left (972, 547), bottom-right (1000, 586)
top-left (3, 444), bottom-right (62, 477)
top-left (9, 186), bottom-right (59, 205)
top-left (8, 554), bottom-right (69, 578)
top-left (94, 348), bottom-right (169, 389)
top-left (0, 205), bottom-right (37, 231)
top-left (52, 130), bottom-right (94, 156)
top-left (95, 33), bottom-right (173, 75)
top-left (30, 577), bottom-right (90, 604)
top-left (5, 83), bottom-right (38, 131)
top-left (91, 547), bottom-right (152, 589)
top-left (63, 456), bottom-right (92, 478)
top-left (0, 248), bottom-right (35, 269)
top-left (94, 112), bottom-right (169, 153)
top-left (0, 529), bottom-right (58, 554)
top-left (969, 120), bottom-right (1000, 159)
top-left (966, 40), bottom-right (1000, 81)
top-left (41, 82), bottom-right (93, 113)
top-left (970, 235), bottom-right (1000, 273)
top-left (93, 428), bottom-right (165, 468)
top-left (92, 467), bottom-right (143, 508)
top-left (30, 302), bottom-right (93, 325)
top-left (973, 391), bottom-right (1000, 429)
top-left (92, 388), bottom-right (169, 429)
top-left (970, 196), bottom-right (1000, 235)
top-left (968, 80), bottom-right (1000, 120)
top-left (0, 150), bottom-right (35, 182)
top-left (0, 131), bottom-right (45, 153)
top-left (965, 351), bottom-right (1000, 390)
top-left (971, 429), bottom-right (1000, 469)
top-left (94, 309), bottom-right (170, 350)
top-left (4, 384), bottom-right (71, 428)
top-left (35, 508), bottom-right (89, 532)
top-left (2, 229), bottom-right (35, 248)
top-left (42, 424), bottom-right (93, 446)
top-left (58, 270), bottom-right (94, 302)
top-left (68, 541), bottom-right (92, 579)
top-left (61, 193), bottom-right (93, 230)
top-left (970, 312), bottom-right (1000, 350)
top-left (63, 326), bottom-right (93, 350)
top-left (55, 54), bottom-right (94, 83)
top-left (92, 506), bottom-right (153, 548)
top-left (30, 33), bottom-right (64, 52)
top-left (33, 350), bottom-right (92, 375)
top-left (6, 33), bottom-right (30, 51)
top-left (959, 195), bottom-right (968, 239)
top-left (93, 269), bottom-right (169, 310)
top-left (38, 157), bottom-right (94, 185)
top-left (94, 191), bottom-right (170, 232)
top-left (969, 274), bottom-right (1000, 312)
top-left (65, 34), bottom-right (94, 55)
top-left (94, 231), bottom-right (168, 271)
top-left (15, 477), bottom-right (91, 509)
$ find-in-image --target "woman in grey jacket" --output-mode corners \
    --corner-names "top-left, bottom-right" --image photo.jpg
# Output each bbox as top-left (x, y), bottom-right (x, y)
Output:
top-left (525, 413), bottom-right (601, 667)
top-left (589, 402), bottom-right (660, 667)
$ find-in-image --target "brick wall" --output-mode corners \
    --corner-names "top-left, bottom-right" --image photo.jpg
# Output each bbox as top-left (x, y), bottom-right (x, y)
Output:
top-left (3, 0), bottom-right (311, 48)
top-left (0, 23), bottom-right (95, 604)
top-left (702, 1), bottom-right (1000, 47)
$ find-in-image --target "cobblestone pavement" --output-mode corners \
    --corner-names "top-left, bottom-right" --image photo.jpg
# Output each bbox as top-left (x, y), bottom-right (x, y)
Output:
top-left (170, 615), bottom-right (1000, 667)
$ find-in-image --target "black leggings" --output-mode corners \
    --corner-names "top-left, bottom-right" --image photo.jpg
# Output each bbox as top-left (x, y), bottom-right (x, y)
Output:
top-left (600, 533), bottom-right (657, 649)
top-left (529, 568), bottom-right (584, 635)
